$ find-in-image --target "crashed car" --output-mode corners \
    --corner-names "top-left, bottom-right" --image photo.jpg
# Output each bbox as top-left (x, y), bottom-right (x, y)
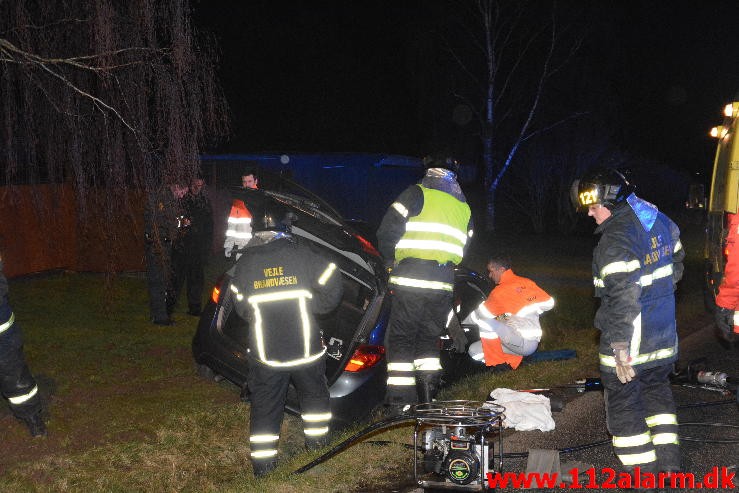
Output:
top-left (192, 172), bottom-right (490, 426)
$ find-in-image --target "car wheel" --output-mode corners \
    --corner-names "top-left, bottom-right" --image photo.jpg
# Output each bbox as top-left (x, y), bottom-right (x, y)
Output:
top-left (197, 363), bottom-right (223, 382)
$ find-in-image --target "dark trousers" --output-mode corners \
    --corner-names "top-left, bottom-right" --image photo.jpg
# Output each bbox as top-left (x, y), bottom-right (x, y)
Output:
top-left (602, 363), bottom-right (680, 472)
top-left (384, 286), bottom-right (451, 406)
top-left (170, 247), bottom-right (206, 312)
top-left (145, 244), bottom-right (172, 321)
top-left (247, 358), bottom-right (330, 471)
top-left (0, 300), bottom-right (42, 420)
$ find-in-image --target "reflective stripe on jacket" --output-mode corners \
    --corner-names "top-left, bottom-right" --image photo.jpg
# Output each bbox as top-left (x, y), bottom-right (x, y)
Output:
top-left (395, 186), bottom-right (471, 265)
top-left (231, 237), bottom-right (343, 368)
top-left (224, 199), bottom-right (253, 255)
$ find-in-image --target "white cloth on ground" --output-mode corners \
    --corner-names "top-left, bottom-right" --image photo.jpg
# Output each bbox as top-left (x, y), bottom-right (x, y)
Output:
top-left (486, 388), bottom-right (555, 432)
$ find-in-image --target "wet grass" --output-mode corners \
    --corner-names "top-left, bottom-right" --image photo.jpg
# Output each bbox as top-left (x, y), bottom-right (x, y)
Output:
top-left (0, 222), bottom-right (706, 492)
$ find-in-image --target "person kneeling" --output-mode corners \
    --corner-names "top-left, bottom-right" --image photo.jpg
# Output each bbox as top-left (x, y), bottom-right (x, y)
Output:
top-left (465, 255), bottom-right (554, 369)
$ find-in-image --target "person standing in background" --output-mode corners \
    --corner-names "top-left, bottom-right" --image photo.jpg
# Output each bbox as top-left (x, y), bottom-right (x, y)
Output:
top-left (169, 177), bottom-right (214, 317)
top-left (224, 166), bottom-right (259, 261)
top-left (144, 182), bottom-right (188, 325)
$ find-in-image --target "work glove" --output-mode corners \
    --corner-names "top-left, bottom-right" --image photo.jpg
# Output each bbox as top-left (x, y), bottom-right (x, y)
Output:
top-left (446, 311), bottom-right (468, 353)
top-left (611, 342), bottom-right (635, 384)
top-left (714, 306), bottom-right (738, 342)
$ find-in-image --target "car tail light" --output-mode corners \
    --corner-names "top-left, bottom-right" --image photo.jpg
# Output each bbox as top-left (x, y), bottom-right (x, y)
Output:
top-left (353, 233), bottom-right (380, 257)
top-left (210, 274), bottom-right (226, 304)
top-left (344, 344), bottom-right (385, 372)
top-left (211, 285), bottom-right (221, 304)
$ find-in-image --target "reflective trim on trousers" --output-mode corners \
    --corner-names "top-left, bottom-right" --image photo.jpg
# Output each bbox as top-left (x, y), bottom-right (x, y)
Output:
top-left (612, 432), bottom-right (652, 448)
top-left (414, 357), bottom-right (442, 371)
top-left (616, 449), bottom-right (657, 466)
top-left (651, 432), bottom-right (679, 445)
top-left (0, 312), bottom-right (15, 334)
top-left (302, 412), bottom-right (332, 422)
top-left (645, 413), bottom-right (677, 426)
top-left (387, 362), bottom-right (415, 372)
top-left (387, 376), bottom-right (416, 386)
top-left (251, 449), bottom-right (278, 459)
top-left (250, 434), bottom-right (280, 444)
top-left (8, 385), bottom-right (38, 405)
top-left (304, 426), bottom-right (329, 437)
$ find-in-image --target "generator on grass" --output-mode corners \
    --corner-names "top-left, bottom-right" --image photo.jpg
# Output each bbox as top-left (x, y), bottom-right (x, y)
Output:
top-left (413, 400), bottom-right (505, 491)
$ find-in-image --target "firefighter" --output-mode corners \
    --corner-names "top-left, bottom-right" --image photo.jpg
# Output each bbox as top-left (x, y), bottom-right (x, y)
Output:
top-left (574, 168), bottom-right (684, 475)
top-left (223, 166), bottom-right (259, 261)
top-left (144, 183), bottom-right (188, 325)
top-left (714, 212), bottom-right (739, 343)
top-left (230, 200), bottom-right (343, 477)
top-left (465, 255), bottom-right (554, 369)
top-left (376, 155), bottom-right (473, 410)
top-left (0, 251), bottom-right (46, 437)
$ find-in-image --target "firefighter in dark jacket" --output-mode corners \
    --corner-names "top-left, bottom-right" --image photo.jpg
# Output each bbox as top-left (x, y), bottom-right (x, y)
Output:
top-left (376, 156), bottom-right (473, 410)
top-left (144, 183), bottom-right (188, 325)
top-left (169, 177), bottom-right (214, 316)
top-left (230, 201), bottom-right (343, 477)
top-left (0, 252), bottom-right (46, 437)
top-left (574, 168), bottom-right (684, 474)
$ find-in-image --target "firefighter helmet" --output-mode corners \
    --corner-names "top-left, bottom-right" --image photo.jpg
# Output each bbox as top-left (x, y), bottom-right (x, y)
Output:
top-left (423, 154), bottom-right (460, 174)
top-left (572, 168), bottom-right (635, 211)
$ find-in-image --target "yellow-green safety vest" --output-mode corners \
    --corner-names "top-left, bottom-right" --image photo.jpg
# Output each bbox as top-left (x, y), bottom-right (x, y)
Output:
top-left (395, 186), bottom-right (471, 265)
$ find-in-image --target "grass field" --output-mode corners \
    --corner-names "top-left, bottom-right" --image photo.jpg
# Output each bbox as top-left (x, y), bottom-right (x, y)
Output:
top-left (0, 213), bottom-right (708, 492)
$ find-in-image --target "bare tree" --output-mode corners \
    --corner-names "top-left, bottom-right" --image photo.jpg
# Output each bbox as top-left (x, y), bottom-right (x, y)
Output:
top-left (0, 0), bottom-right (229, 207)
top-left (442, 0), bottom-right (583, 231)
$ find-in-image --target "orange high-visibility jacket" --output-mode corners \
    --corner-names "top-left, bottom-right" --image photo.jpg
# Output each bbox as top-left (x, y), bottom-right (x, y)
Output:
top-left (479, 269), bottom-right (553, 368)
top-left (223, 199), bottom-right (253, 258)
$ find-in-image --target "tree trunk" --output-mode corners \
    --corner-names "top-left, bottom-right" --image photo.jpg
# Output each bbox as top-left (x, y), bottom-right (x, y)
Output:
top-left (485, 185), bottom-right (496, 232)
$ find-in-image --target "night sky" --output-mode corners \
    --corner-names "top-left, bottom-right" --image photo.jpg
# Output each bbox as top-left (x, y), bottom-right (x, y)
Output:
top-left (194, 1), bottom-right (739, 177)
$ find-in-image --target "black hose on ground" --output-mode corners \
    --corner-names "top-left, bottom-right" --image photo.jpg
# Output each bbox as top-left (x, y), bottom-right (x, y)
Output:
top-left (294, 413), bottom-right (416, 474)
top-left (295, 393), bottom-right (737, 473)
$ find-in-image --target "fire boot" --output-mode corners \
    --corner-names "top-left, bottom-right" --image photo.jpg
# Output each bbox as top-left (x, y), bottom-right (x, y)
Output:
top-left (416, 373), bottom-right (440, 404)
top-left (305, 436), bottom-right (329, 451)
top-left (21, 412), bottom-right (47, 438)
top-left (252, 459), bottom-right (277, 478)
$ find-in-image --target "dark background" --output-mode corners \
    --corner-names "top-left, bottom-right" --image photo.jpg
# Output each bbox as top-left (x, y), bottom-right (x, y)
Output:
top-left (193, 1), bottom-right (739, 179)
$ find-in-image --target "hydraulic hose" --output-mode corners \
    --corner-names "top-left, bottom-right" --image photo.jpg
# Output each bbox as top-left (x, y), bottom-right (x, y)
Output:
top-left (676, 398), bottom-right (735, 409)
top-left (294, 413), bottom-right (416, 474)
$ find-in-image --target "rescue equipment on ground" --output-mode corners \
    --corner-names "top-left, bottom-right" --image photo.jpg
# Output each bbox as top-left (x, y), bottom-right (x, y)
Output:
top-left (414, 400), bottom-right (504, 491)
top-left (295, 400), bottom-right (505, 492)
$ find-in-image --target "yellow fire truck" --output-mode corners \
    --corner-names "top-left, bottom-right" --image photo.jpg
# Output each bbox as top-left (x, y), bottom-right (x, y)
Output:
top-left (704, 100), bottom-right (739, 310)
